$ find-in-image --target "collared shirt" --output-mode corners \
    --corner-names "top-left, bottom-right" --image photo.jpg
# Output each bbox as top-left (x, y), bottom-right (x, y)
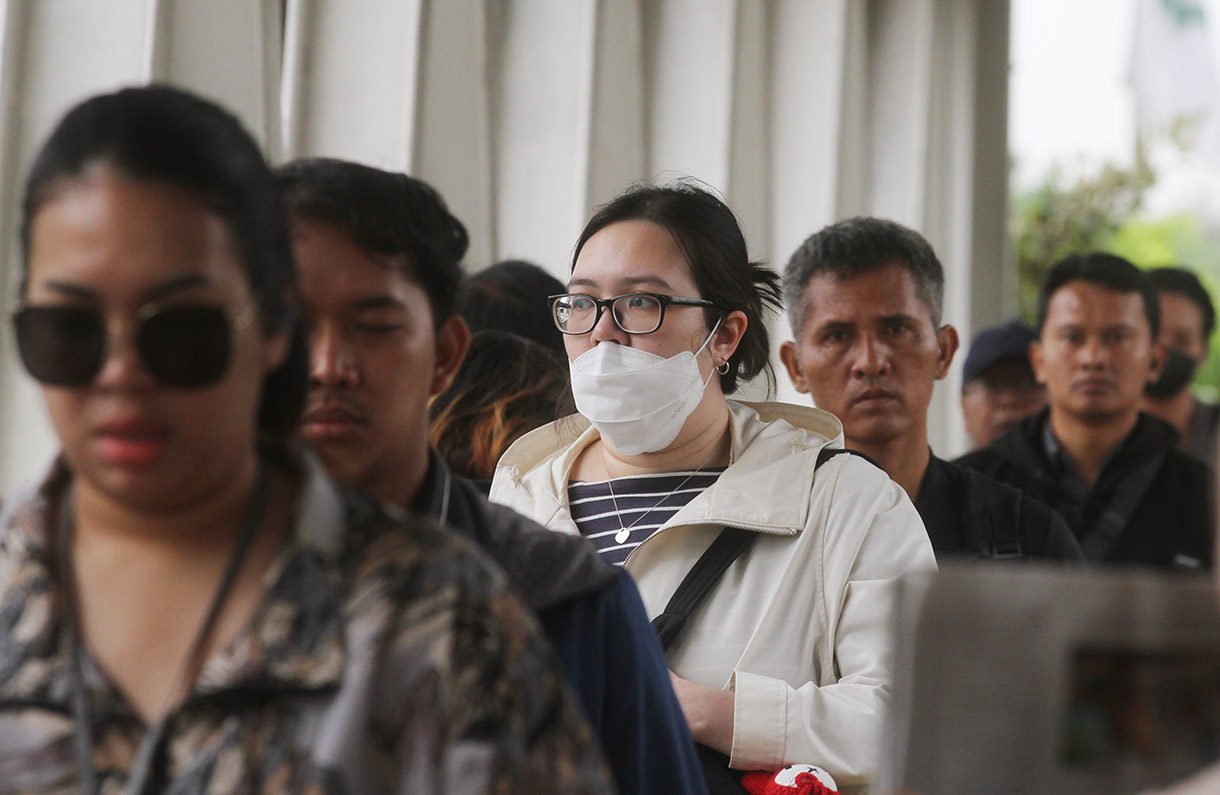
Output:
top-left (0, 451), bottom-right (614, 794)
top-left (1040, 417), bottom-right (1124, 530)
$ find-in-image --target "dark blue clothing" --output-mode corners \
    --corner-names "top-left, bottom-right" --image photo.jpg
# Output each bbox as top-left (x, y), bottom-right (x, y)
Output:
top-left (415, 451), bottom-right (707, 795)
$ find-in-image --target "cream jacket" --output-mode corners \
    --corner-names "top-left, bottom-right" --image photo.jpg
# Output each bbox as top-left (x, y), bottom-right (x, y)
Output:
top-left (490, 400), bottom-right (937, 785)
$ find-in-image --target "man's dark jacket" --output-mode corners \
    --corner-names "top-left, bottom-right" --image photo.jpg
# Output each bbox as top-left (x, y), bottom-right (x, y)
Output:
top-left (414, 451), bottom-right (707, 795)
top-left (954, 410), bottom-right (1212, 570)
top-left (915, 453), bottom-right (1085, 563)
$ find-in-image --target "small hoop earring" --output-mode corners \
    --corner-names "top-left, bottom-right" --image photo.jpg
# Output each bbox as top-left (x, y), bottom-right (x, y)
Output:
top-left (716, 360), bottom-right (730, 375)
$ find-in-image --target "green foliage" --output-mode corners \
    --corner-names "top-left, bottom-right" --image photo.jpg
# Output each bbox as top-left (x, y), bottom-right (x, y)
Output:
top-left (1012, 141), bottom-right (1156, 321)
top-left (1011, 134), bottom-right (1220, 394)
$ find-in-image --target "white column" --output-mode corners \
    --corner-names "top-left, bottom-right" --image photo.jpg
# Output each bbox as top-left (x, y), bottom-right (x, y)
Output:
top-left (151, 0), bottom-right (283, 155)
top-left (281, 0), bottom-right (425, 170)
top-left (490, 0), bottom-right (599, 275)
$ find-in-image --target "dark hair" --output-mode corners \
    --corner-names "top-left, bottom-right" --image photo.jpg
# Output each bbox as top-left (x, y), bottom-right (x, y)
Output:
top-left (1037, 253), bottom-right (1160, 338)
top-left (455, 259), bottom-right (566, 356)
top-left (20, 84), bottom-right (306, 438)
top-left (1148, 266), bottom-right (1215, 339)
top-left (429, 331), bottom-right (574, 480)
top-left (275, 158), bottom-right (468, 326)
top-left (572, 181), bottom-right (781, 394)
top-left (782, 216), bottom-right (945, 338)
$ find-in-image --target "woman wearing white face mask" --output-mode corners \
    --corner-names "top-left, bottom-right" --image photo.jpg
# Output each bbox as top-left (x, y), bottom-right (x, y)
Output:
top-left (490, 182), bottom-right (937, 789)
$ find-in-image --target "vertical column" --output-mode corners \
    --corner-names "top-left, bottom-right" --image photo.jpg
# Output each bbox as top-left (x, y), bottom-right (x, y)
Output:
top-left (150, 0), bottom-right (283, 154)
top-left (413, 0), bottom-right (494, 268)
top-left (863, 0), bottom-right (936, 228)
top-left (584, 0), bottom-right (646, 220)
top-left (281, 0), bottom-right (424, 170)
top-left (767, 0), bottom-right (855, 404)
top-left (726, 0), bottom-right (770, 264)
top-left (490, 0), bottom-right (598, 276)
top-left (641, 0), bottom-right (736, 189)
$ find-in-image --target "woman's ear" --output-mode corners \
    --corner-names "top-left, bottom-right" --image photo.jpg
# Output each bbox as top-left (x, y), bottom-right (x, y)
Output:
top-left (711, 310), bottom-right (748, 367)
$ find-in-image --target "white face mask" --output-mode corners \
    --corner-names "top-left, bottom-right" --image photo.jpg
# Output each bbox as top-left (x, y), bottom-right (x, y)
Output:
top-left (569, 321), bottom-right (721, 455)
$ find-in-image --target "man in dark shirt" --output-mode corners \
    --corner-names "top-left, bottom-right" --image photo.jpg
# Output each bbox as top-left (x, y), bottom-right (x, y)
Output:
top-left (1142, 267), bottom-right (1220, 467)
top-left (779, 217), bottom-right (1082, 563)
top-left (275, 158), bottom-right (706, 794)
top-left (956, 253), bottom-right (1213, 570)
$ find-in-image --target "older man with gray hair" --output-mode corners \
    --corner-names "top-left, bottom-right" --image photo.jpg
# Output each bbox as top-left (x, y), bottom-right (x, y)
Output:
top-left (780, 216), bottom-right (1081, 563)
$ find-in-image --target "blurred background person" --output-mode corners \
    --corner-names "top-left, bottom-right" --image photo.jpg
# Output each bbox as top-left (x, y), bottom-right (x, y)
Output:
top-left (1142, 267), bottom-right (1219, 466)
top-left (960, 320), bottom-right (1047, 450)
top-left (957, 253), bottom-right (1212, 571)
top-left (454, 258), bottom-right (567, 356)
top-left (0, 86), bottom-right (609, 793)
top-left (430, 329), bottom-right (574, 491)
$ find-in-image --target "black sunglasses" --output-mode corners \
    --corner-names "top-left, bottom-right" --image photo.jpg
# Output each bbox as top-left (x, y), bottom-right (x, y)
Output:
top-left (12, 301), bottom-right (256, 388)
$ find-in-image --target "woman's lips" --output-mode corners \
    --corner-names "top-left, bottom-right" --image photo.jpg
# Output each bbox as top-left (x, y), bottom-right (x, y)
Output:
top-left (95, 419), bottom-right (171, 467)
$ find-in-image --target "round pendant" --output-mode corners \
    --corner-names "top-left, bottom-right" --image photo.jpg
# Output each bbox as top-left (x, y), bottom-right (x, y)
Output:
top-left (615, 528), bottom-right (631, 544)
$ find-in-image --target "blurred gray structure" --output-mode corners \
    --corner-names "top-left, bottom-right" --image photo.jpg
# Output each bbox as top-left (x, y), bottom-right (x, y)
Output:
top-left (0, 0), bottom-right (1012, 493)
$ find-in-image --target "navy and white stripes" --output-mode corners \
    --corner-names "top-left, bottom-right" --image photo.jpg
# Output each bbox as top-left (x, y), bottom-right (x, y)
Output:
top-left (567, 469), bottom-right (725, 566)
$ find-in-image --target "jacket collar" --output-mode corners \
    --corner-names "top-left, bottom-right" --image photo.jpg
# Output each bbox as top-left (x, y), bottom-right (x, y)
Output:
top-left (997, 407), bottom-right (1179, 486)
top-left (498, 400), bottom-right (844, 535)
top-left (0, 448), bottom-right (348, 713)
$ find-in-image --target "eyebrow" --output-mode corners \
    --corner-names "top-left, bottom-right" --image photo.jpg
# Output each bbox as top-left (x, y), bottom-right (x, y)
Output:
top-left (350, 295), bottom-right (406, 311)
top-left (567, 275), bottom-right (676, 292)
top-left (43, 273), bottom-right (212, 303)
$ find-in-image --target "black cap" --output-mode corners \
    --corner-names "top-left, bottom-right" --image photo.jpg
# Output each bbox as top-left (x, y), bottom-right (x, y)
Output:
top-left (963, 320), bottom-right (1038, 383)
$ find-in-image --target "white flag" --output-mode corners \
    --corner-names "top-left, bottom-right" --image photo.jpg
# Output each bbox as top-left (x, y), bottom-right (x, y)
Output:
top-left (1129, 0), bottom-right (1220, 160)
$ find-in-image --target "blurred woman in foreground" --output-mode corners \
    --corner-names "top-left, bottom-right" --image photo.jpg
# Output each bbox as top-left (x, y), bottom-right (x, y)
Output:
top-left (0, 85), bottom-right (611, 793)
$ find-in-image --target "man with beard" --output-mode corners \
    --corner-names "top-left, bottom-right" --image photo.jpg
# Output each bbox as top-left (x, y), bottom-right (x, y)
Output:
top-left (277, 158), bottom-right (705, 794)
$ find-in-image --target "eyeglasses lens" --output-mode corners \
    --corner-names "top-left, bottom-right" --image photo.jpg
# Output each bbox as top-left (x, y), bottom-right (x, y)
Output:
top-left (612, 294), bottom-right (662, 333)
top-left (13, 305), bottom-right (234, 388)
top-left (139, 306), bottom-right (232, 387)
top-left (14, 307), bottom-right (106, 386)
top-left (553, 295), bottom-right (594, 333)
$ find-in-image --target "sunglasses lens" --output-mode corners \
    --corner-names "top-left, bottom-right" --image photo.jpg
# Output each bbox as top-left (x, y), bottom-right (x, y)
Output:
top-left (139, 306), bottom-right (233, 388)
top-left (13, 307), bottom-right (106, 386)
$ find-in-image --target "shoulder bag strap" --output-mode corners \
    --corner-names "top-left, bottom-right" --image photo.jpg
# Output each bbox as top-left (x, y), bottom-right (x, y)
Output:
top-left (1079, 450), bottom-right (1166, 562)
top-left (651, 446), bottom-right (852, 652)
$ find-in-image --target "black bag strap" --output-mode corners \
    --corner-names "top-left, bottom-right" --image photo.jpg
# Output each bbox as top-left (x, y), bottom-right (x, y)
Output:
top-left (961, 468), bottom-right (1027, 559)
top-left (651, 446), bottom-right (854, 652)
top-left (1079, 449), bottom-right (1166, 562)
top-left (652, 527), bottom-right (757, 652)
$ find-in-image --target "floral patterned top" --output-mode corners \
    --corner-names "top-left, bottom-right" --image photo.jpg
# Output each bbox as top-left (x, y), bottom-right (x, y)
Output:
top-left (0, 451), bottom-right (615, 794)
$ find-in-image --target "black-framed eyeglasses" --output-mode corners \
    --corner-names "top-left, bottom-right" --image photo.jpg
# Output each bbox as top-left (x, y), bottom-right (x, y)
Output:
top-left (12, 300), bottom-right (257, 388)
top-left (548, 292), bottom-right (723, 335)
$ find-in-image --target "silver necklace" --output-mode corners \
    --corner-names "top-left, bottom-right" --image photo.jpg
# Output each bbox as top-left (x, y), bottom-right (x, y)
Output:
top-left (604, 444), bottom-right (719, 545)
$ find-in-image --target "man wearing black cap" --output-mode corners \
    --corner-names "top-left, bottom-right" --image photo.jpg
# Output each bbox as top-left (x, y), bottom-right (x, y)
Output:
top-left (961, 320), bottom-right (1047, 450)
top-left (780, 217), bottom-right (1083, 563)
top-left (957, 253), bottom-right (1213, 570)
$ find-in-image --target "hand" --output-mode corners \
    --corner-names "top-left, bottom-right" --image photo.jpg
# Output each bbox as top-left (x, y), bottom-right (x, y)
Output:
top-left (669, 670), bottom-right (735, 754)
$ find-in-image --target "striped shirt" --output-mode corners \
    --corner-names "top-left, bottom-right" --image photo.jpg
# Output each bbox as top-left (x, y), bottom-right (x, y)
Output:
top-left (568, 469), bottom-right (726, 566)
